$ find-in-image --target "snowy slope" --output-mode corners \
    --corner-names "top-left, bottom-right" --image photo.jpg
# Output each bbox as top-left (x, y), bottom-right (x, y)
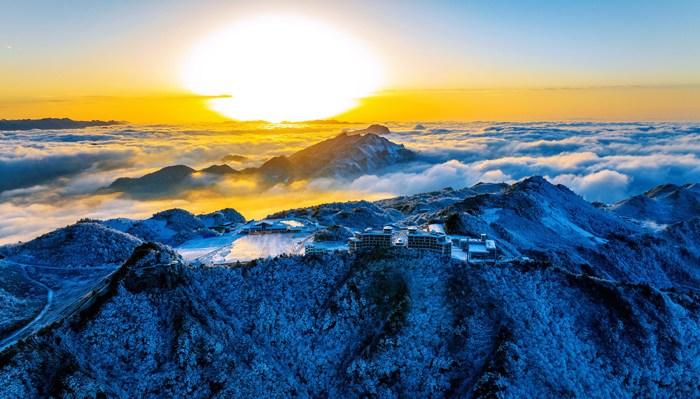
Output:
top-left (2, 177), bottom-right (700, 397)
top-left (0, 221), bottom-right (141, 268)
top-left (102, 208), bottom-right (244, 247)
top-left (268, 200), bottom-right (403, 230)
top-left (610, 183), bottom-right (700, 225)
top-left (1, 248), bottom-right (698, 398)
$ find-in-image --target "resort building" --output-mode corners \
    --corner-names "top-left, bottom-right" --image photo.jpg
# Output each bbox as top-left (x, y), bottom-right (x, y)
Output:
top-left (348, 226), bottom-right (394, 252)
top-left (348, 225), bottom-right (451, 257)
top-left (406, 227), bottom-right (452, 257)
top-left (241, 220), bottom-right (302, 235)
top-left (462, 234), bottom-right (497, 264)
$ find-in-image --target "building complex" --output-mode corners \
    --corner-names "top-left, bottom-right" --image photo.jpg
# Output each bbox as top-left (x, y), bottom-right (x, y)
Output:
top-left (348, 225), bottom-right (452, 257)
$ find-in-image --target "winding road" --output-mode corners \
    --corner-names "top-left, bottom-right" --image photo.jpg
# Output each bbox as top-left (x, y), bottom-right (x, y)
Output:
top-left (0, 261), bottom-right (55, 352)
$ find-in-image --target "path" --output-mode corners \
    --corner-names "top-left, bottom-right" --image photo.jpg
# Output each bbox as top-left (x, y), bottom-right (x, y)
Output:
top-left (0, 261), bottom-right (55, 351)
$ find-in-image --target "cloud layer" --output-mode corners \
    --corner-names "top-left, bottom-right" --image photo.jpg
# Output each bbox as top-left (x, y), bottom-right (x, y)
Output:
top-left (1, 121), bottom-right (699, 243)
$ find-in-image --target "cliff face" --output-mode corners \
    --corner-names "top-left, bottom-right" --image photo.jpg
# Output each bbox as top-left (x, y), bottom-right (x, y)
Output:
top-left (1, 248), bottom-right (698, 398)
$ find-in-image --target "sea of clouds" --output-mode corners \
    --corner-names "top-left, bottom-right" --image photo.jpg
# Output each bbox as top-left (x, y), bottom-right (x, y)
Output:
top-left (2, 121), bottom-right (699, 243)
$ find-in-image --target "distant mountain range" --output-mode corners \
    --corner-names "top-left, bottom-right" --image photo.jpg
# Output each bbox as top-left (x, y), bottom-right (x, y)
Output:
top-left (103, 124), bottom-right (414, 197)
top-left (0, 118), bottom-right (121, 131)
top-left (2, 176), bottom-right (699, 397)
top-left (609, 183), bottom-right (700, 226)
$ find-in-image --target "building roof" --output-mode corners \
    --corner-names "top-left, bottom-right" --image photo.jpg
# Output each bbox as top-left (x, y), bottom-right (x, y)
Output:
top-left (468, 243), bottom-right (489, 254)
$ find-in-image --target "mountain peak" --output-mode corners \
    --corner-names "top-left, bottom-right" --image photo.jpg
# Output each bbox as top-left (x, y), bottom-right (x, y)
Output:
top-left (347, 124), bottom-right (391, 136)
top-left (2, 222), bottom-right (141, 267)
top-left (199, 164), bottom-right (238, 175)
top-left (611, 181), bottom-right (700, 225)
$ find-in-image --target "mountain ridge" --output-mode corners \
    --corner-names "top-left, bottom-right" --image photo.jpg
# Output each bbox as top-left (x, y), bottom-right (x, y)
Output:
top-left (103, 124), bottom-right (414, 196)
top-left (2, 176), bottom-right (699, 398)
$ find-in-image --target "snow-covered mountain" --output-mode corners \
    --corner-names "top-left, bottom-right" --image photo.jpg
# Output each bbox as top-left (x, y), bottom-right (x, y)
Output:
top-left (1, 246), bottom-right (698, 398)
top-left (104, 125), bottom-right (414, 195)
top-left (101, 208), bottom-right (245, 246)
top-left (1, 176), bottom-right (699, 397)
top-left (243, 124), bottom-right (414, 184)
top-left (610, 183), bottom-right (700, 226)
top-left (0, 221), bottom-right (141, 268)
top-left (286, 125), bottom-right (414, 179)
top-left (268, 200), bottom-right (404, 230)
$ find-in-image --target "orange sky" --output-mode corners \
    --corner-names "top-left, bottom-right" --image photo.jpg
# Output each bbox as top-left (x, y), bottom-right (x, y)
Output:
top-left (2, 86), bottom-right (699, 123)
top-left (2, 2), bottom-right (699, 123)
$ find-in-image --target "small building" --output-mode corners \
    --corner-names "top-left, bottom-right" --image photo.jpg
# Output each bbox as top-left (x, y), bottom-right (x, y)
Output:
top-left (241, 220), bottom-right (302, 235)
top-left (465, 234), bottom-right (497, 264)
top-left (304, 242), bottom-right (328, 255)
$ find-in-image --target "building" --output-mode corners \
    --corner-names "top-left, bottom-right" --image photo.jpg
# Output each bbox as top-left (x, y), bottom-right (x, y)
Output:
top-left (304, 242), bottom-right (328, 255)
top-left (464, 234), bottom-right (497, 264)
top-left (348, 226), bottom-right (394, 252)
top-left (241, 220), bottom-right (302, 235)
top-left (347, 225), bottom-right (452, 257)
top-left (406, 227), bottom-right (452, 257)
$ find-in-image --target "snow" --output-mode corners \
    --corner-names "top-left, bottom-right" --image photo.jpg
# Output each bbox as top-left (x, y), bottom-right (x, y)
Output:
top-left (481, 208), bottom-right (501, 224)
top-left (224, 232), bottom-right (312, 262)
top-left (427, 223), bottom-right (445, 234)
top-left (542, 209), bottom-right (608, 244)
top-left (175, 231), bottom-right (242, 262)
top-left (2, 249), bottom-right (699, 398)
top-left (2, 175), bottom-right (700, 397)
top-left (641, 219), bottom-right (669, 232)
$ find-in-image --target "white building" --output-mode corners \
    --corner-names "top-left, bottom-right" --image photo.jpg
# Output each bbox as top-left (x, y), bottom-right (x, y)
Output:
top-left (241, 220), bottom-right (302, 235)
top-left (463, 234), bottom-right (497, 264)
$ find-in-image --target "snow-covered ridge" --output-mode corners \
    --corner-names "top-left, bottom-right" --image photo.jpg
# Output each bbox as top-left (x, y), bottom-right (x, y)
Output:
top-left (610, 182), bottom-right (700, 225)
top-left (102, 124), bottom-right (415, 196)
top-left (0, 176), bottom-right (699, 397)
top-left (1, 247), bottom-right (699, 397)
top-left (101, 208), bottom-right (245, 247)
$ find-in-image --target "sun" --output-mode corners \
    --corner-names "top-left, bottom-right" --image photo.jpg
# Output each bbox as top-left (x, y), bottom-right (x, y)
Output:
top-left (181, 14), bottom-right (383, 123)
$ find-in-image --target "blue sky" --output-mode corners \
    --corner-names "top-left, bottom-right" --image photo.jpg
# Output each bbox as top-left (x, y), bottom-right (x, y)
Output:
top-left (2, 0), bottom-right (699, 92)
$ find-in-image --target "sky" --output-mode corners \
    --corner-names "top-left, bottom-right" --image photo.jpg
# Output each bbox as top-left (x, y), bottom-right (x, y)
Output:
top-left (1, 0), bottom-right (699, 121)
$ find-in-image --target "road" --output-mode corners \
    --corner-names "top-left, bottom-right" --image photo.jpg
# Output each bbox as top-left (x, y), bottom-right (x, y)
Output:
top-left (0, 261), bottom-right (54, 352)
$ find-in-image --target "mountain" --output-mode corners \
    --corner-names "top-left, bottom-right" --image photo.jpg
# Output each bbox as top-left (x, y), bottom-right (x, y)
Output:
top-left (197, 208), bottom-right (246, 228)
top-left (220, 154), bottom-right (249, 164)
top-left (286, 125), bottom-right (413, 179)
top-left (243, 124), bottom-right (414, 184)
top-left (0, 221), bottom-right (141, 268)
top-left (272, 176), bottom-right (698, 288)
top-left (610, 183), bottom-right (700, 226)
top-left (104, 125), bottom-right (414, 196)
top-left (105, 164), bottom-right (237, 198)
top-left (0, 118), bottom-right (121, 131)
top-left (1, 244), bottom-right (698, 397)
top-left (101, 208), bottom-right (245, 247)
top-left (199, 164), bottom-right (239, 175)
top-left (2, 177), bottom-right (700, 397)
top-left (268, 200), bottom-right (404, 230)
top-left (106, 165), bottom-right (197, 197)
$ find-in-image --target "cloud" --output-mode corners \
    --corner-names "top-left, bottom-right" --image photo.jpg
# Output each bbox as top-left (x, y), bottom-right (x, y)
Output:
top-left (309, 160), bottom-right (510, 196)
top-left (0, 150), bottom-right (134, 192)
top-left (549, 170), bottom-right (631, 203)
top-left (3, 120), bottom-right (700, 244)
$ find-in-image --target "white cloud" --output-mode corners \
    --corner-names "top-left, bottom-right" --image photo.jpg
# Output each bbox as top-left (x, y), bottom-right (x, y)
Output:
top-left (3, 121), bottom-right (700, 243)
top-left (549, 170), bottom-right (631, 203)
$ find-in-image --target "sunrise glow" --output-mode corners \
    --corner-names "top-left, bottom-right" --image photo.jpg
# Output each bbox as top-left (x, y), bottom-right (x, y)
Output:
top-left (180, 14), bottom-right (383, 122)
